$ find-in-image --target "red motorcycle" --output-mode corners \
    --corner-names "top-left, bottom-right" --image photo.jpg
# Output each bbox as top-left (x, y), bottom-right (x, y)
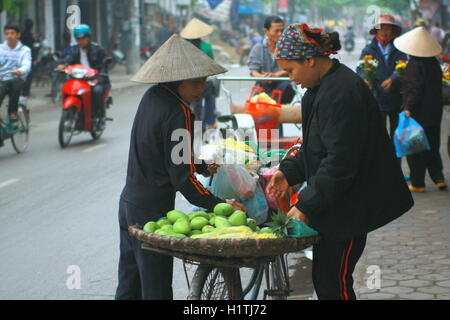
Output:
top-left (58, 61), bottom-right (113, 148)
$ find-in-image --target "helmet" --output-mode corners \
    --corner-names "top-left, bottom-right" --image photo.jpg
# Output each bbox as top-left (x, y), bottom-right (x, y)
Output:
top-left (73, 24), bottom-right (92, 39)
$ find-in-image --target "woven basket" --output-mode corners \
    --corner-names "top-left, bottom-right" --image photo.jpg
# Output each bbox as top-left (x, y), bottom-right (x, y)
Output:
top-left (129, 225), bottom-right (320, 259)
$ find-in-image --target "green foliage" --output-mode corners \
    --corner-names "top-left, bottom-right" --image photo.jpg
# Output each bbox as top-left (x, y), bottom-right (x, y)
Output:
top-left (2, 0), bottom-right (31, 19)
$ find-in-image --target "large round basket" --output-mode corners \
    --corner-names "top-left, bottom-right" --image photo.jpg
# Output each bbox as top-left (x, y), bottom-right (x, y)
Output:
top-left (129, 225), bottom-right (319, 267)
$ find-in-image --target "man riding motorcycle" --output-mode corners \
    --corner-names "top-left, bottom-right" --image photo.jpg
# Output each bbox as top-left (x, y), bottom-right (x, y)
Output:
top-left (58, 24), bottom-right (111, 128)
top-left (0, 23), bottom-right (32, 147)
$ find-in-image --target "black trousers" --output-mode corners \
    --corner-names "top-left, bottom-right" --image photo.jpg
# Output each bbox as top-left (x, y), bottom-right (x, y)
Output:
top-left (312, 233), bottom-right (367, 300)
top-left (115, 197), bottom-right (174, 300)
top-left (381, 110), bottom-right (400, 141)
top-left (91, 77), bottom-right (111, 118)
top-left (0, 78), bottom-right (25, 116)
top-left (406, 125), bottom-right (445, 188)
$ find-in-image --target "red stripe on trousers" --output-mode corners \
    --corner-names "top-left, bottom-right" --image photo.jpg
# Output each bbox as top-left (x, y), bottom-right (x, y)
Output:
top-left (342, 240), bottom-right (354, 300)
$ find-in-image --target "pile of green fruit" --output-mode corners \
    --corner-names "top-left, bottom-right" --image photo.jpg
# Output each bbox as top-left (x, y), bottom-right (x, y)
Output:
top-left (142, 203), bottom-right (278, 239)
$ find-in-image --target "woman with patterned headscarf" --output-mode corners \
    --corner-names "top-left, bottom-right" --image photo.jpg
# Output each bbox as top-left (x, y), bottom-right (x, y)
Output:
top-left (267, 23), bottom-right (413, 300)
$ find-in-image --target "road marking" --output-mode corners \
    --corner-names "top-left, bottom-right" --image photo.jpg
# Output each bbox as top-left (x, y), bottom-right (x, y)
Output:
top-left (0, 178), bottom-right (20, 189)
top-left (83, 144), bottom-right (106, 153)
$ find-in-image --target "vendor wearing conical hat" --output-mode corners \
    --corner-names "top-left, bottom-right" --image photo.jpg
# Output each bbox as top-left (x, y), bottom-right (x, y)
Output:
top-left (180, 18), bottom-right (217, 130)
top-left (115, 34), bottom-right (246, 300)
top-left (393, 27), bottom-right (448, 192)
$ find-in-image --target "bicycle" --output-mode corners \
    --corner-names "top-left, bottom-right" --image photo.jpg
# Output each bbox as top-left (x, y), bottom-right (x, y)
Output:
top-left (0, 71), bottom-right (30, 153)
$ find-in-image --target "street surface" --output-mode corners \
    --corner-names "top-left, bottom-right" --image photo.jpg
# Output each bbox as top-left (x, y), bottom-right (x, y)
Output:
top-left (1, 38), bottom-right (449, 300)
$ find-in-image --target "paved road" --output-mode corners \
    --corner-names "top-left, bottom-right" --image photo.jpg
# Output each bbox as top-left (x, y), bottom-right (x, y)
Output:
top-left (0, 40), bottom-right (365, 300)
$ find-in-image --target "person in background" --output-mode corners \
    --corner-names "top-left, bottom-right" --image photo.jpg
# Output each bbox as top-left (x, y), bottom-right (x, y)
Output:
top-left (0, 24), bottom-right (31, 147)
top-left (248, 16), bottom-right (296, 137)
top-left (180, 18), bottom-right (219, 131)
top-left (58, 24), bottom-right (110, 128)
top-left (357, 13), bottom-right (407, 141)
top-left (394, 27), bottom-right (448, 192)
top-left (20, 18), bottom-right (36, 98)
top-left (248, 15), bottom-right (295, 105)
top-left (430, 22), bottom-right (444, 45)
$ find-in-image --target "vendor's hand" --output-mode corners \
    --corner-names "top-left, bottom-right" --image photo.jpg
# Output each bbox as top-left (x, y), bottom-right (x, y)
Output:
top-left (57, 64), bottom-right (66, 71)
top-left (287, 206), bottom-right (309, 224)
top-left (267, 170), bottom-right (289, 199)
top-left (226, 199), bottom-right (247, 213)
top-left (381, 78), bottom-right (393, 92)
top-left (14, 69), bottom-right (22, 76)
top-left (202, 163), bottom-right (220, 177)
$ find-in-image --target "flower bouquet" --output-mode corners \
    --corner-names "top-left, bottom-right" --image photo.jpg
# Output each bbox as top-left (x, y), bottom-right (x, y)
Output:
top-left (357, 55), bottom-right (379, 90)
top-left (442, 65), bottom-right (450, 86)
top-left (394, 59), bottom-right (408, 78)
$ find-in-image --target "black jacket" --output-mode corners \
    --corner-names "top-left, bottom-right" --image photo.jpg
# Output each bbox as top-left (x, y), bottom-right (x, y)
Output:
top-left (280, 59), bottom-right (414, 240)
top-left (402, 56), bottom-right (443, 128)
top-left (121, 85), bottom-right (224, 212)
top-left (357, 38), bottom-right (407, 112)
top-left (64, 42), bottom-right (108, 74)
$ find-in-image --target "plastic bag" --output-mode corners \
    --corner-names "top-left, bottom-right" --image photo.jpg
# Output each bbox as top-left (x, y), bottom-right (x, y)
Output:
top-left (242, 184), bottom-right (269, 225)
top-left (222, 164), bottom-right (257, 200)
top-left (394, 112), bottom-right (431, 158)
top-left (286, 220), bottom-right (319, 238)
top-left (210, 167), bottom-right (240, 200)
top-left (191, 174), bottom-right (214, 212)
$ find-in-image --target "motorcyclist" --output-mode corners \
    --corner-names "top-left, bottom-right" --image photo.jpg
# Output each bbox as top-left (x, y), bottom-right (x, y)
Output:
top-left (0, 24), bottom-right (32, 147)
top-left (58, 24), bottom-right (110, 128)
top-left (344, 26), bottom-right (355, 52)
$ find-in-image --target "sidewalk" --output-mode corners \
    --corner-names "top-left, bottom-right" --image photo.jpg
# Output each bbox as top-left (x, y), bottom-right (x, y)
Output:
top-left (354, 108), bottom-right (450, 300)
top-left (25, 65), bottom-right (141, 113)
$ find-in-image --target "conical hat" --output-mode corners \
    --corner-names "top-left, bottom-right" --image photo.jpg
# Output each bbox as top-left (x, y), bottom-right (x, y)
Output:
top-left (131, 34), bottom-right (227, 83)
top-left (180, 18), bottom-right (214, 39)
top-left (394, 27), bottom-right (442, 57)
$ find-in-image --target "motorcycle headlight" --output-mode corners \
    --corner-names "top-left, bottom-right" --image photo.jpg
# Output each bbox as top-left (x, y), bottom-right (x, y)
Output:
top-left (72, 68), bottom-right (88, 79)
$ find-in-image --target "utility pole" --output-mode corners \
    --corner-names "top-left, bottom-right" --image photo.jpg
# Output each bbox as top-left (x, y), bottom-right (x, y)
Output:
top-left (126, 0), bottom-right (141, 75)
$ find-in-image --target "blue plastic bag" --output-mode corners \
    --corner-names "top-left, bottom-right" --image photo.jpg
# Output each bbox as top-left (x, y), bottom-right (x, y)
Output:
top-left (242, 184), bottom-right (269, 225)
top-left (394, 112), bottom-right (430, 158)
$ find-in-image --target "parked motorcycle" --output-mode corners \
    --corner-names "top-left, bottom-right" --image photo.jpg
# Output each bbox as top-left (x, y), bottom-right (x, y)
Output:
top-left (57, 59), bottom-right (113, 148)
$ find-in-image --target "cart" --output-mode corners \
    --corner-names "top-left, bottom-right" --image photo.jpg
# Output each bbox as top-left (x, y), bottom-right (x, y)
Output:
top-left (129, 225), bottom-right (319, 300)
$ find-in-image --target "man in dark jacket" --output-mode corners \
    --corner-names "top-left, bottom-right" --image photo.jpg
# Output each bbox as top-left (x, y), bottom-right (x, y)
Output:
top-left (357, 14), bottom-right (406, 140)
top-left (58, 24), bottom-right (110, 125)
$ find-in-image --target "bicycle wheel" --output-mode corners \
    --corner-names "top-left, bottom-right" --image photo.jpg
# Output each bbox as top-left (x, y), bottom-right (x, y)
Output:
top-left (58, 108), bottom-right (77, 148)
top-left (11, 106), bottom-right (29, 154)
top-left (268, 255), bottom-right (290, 300)
top-left (189, 265), bottom-right (244, 300)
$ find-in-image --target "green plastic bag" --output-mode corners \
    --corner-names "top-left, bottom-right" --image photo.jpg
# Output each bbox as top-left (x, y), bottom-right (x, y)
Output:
top-left (286, 219), bottom-right (319, 238)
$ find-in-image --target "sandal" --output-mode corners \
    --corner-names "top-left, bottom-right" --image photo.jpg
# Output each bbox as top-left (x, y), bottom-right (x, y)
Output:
top-left (409, 185), bottom-right (426, 193)
top-left (436, 181), bottom-right (448, 191)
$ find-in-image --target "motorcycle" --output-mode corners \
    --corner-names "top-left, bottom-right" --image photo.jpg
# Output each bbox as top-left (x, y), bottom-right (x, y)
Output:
top-left (344, 38), bottom-right (355, 53)
top-left (57, 58), bottom-right (113, 148)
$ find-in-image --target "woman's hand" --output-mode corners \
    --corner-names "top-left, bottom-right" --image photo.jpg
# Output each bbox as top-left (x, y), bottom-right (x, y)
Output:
top-left (287, 206), bottom-right (309, 224)
top-left (226, 199), bottom-right (247, 213)
top-left (267, 170), bottom-right (289, 199)
top-left (381, 78), bottom-right (393, 92)
top-left (202, 163), bottom-right (220, 177)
